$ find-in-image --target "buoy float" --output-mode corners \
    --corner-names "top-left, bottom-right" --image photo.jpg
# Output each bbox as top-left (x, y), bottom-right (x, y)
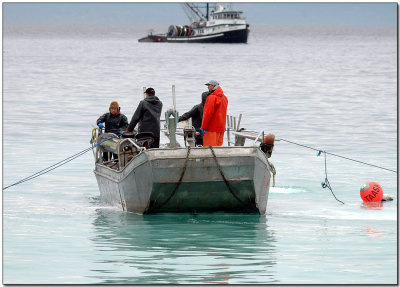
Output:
top-left (260, 133), bottom-right (275, 158)
top-left (263, 133), bottom-right (275, 145)
top-left (360, 181), bottom-right (383, 202)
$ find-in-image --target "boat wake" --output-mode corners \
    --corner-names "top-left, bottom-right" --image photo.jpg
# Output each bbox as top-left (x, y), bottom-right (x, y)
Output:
top-left (270, 186), bottom-right (308, 194)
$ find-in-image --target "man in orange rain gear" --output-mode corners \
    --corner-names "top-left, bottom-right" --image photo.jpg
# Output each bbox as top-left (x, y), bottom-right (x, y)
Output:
top-left (200, 80), bottom-right (228, 147)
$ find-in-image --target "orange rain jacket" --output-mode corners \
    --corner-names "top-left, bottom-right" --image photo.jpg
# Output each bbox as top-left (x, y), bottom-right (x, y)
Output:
top-left (201, 86), bottom-right (228, 132)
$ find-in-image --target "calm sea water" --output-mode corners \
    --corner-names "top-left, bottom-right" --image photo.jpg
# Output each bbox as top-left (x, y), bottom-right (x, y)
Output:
top-left (2, 24), bottom-right (397, 284)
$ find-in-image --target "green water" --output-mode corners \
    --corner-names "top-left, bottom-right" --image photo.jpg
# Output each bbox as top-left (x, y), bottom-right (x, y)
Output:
top-left (3, 190), bottom-right (397, 284)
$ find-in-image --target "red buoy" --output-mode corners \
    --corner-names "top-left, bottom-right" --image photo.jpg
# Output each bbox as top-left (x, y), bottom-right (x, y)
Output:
top-left (360, 181), bottom-right (383, 202)
top-left (263, 133), bottom-right (275, 145)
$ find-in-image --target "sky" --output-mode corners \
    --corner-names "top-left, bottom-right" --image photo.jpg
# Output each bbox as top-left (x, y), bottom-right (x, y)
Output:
top-left (2, 2), bottom-right (397, 26)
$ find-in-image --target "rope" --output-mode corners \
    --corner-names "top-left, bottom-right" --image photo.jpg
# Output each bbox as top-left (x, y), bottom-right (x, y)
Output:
top-left (279, 138), bottom-right (396, 173)
top-left (3, 132), bottom-right (123, 191)
top-left (147, 146), bottom-right (191, 212)
top-left (90, 127), bottom-right (98, 154)
top-left (209, 146), bottom-right (256, 210)
top-left (321, 152), bottom-right (345, 204)
top-left (268, 161), bottom-right (276, 187)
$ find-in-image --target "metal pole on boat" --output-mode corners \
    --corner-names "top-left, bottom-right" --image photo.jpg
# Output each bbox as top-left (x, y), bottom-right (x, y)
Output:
top-left (166, 107), bottom-right (177, 148)
top-left (226, 115), bottom-right (231, 146)
top-left (172, 85), bottom-right (176, 111)
top-left (168, 114), bottom-right (177, 147)
top-left (143, 87), bottom-right (146, 99)
top-left (236, 114), bottom-right (242, 131)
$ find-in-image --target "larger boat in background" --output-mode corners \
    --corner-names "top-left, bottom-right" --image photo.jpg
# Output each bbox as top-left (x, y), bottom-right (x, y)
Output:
top-left (138, 3), bottom-right (250, 43)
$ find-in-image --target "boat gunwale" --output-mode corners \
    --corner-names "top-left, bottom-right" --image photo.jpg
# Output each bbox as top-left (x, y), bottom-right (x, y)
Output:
top-left (94, 145), bottom-right (269, 181)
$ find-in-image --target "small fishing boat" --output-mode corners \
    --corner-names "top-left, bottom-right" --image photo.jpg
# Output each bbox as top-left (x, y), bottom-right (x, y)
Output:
top-left (92, 87), bottom-right (275, 214)
top-left (138, 3), bottom-right (249, 43)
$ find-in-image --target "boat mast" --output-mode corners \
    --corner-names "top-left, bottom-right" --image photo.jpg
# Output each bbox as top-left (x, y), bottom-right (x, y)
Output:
top-left (206, 3), bottom-right (209, 21)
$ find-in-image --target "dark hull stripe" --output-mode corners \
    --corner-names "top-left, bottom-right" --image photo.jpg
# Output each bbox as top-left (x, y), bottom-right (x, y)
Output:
top-left (139, 28), bottom-right (249, 44)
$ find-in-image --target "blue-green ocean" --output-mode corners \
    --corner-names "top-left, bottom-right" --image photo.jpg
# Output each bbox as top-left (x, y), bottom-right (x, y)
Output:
top-left (3, 24), bottom-right (397, 284)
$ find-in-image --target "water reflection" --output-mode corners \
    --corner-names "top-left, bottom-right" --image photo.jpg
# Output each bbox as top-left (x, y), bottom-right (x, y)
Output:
top-left (360, 201), bottom-right (384, 210)
top-left (360, 227), bottom-right (383, 238)
top-left (88, 209), bottom-right (278, 284)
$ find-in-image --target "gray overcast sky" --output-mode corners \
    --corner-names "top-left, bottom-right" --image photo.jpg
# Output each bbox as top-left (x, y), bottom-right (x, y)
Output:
top-left (2, 2), bottom-right (397, 26)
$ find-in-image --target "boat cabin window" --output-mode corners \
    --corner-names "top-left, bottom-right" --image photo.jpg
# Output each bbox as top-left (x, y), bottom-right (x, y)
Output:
top-left (213, 11), bottom-right (241, 20)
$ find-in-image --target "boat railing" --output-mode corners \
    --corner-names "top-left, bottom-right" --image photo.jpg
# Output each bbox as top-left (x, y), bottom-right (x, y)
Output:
top-left (226, 113), bottom-right (275, 158)
top-left (226, 113), bottom-right (243, 146)
top-left (225, 113), bottom-right (267, 147)
top-left (162, 109), bottom-right (271, 149)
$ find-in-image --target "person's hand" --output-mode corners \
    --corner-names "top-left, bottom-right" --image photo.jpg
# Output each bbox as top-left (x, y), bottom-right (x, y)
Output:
top-left (200, 128), bottom-right (207, 136)
top-left (97, 123), bottom-right (104, 129)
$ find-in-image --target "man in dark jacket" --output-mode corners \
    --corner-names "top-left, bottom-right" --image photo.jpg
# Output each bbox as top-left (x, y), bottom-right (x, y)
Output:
top-left (96, 101), bottom-right (129, 134)
top-left (178, 91), bottom-right (210, 146)
top-left (96, 101), bottom-right (129, 160)
top-left (127, 87), bottom-right (163, 148)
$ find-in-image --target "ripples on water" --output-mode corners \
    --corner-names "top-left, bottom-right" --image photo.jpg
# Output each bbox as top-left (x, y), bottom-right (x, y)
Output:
top-left (3, 24), bottom-right (397, 284)
top-left (89, 210), bottom-right (278, 284)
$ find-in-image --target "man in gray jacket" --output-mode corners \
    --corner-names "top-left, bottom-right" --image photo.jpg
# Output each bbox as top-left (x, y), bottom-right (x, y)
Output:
top-left (127, 87), bottom-right (163, 148)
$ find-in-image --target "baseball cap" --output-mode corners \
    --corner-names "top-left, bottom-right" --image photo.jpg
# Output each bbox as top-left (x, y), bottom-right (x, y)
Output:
top-left (205, 80), bottom-right (219, 86)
